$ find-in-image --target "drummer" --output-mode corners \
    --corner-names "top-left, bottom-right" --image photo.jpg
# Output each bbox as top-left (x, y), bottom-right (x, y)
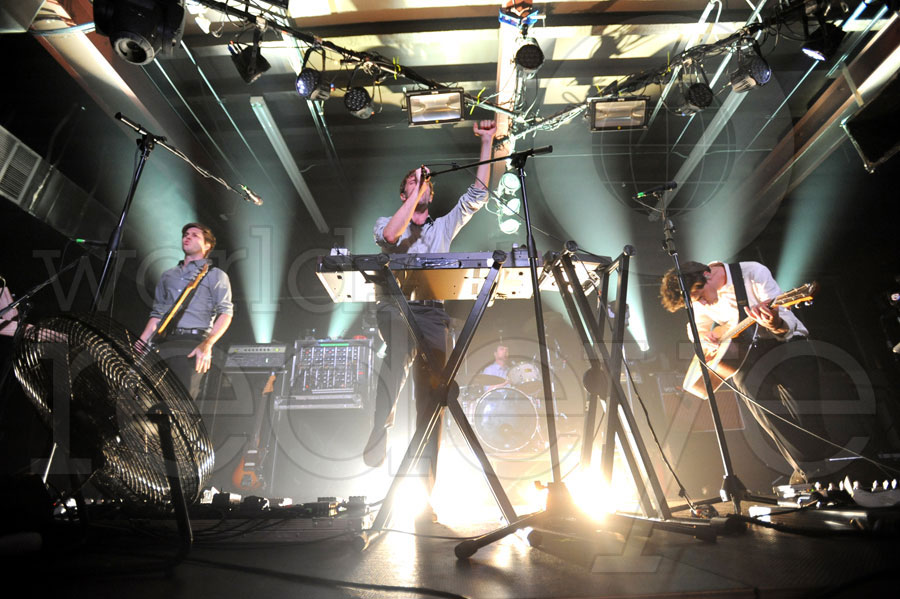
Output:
top-left (480, 344), bottom-right (511, 391)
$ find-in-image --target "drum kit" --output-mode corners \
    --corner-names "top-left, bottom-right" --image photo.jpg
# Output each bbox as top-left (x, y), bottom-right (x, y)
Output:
top-left (459, 361), bottom-right (555, 454)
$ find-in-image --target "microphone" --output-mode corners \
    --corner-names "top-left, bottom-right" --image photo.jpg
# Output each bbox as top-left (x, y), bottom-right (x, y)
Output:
top-left (633, 181), bottom-right (677, 199)
top-left (74, 238), bottom-right (107, 247)
top-left (240, 185), bottom-right (264, 206)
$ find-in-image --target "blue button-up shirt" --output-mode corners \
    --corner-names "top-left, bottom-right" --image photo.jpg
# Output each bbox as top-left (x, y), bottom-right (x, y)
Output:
top-left (150, 259), bottom-right (233, 331)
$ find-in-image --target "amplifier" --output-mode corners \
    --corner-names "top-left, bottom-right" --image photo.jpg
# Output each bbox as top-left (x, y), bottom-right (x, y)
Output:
top-left (276, 338), bottom-right (373, 409)
top-left (224, 343), bottom-right (289, 372)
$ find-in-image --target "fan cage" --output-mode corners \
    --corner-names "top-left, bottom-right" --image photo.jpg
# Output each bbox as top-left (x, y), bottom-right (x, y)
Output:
top-left (13, 313), bottom-right (214, 513)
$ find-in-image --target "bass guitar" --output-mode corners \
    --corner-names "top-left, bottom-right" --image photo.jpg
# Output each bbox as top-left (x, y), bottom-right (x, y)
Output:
top-left (231, 373), bottom-right (277, 492)
top-left (682, 282), bottom-right (817, 399)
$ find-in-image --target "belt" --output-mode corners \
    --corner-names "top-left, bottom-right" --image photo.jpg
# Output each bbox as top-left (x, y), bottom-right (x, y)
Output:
top-left (409, 300), bottom-right (444, 309)
top-left (171, 327), bottom-right (209, 337)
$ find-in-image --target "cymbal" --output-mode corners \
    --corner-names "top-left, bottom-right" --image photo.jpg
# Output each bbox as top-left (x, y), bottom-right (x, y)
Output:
top-left (468, 373), bottom-right (505, 386)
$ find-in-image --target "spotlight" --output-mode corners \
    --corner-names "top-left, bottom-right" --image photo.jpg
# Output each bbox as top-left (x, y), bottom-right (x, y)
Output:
top-left (730, 40), bottom-right (771, 93)
top-left (802, 23), bottom-right (846, 61)
top-left (498, 171), bottom-right (521, 194)
top-left (589, 97), bottom-right (649, 131)
top-left (405, 89), bottom-right (464, 126)
top-left (229, 29), bottom-right (270, 84)
top-left (676, 82), bottom-right (714, 116)
top-left (296, 68), bottom-right (331, 100)
top-left (344, 87), bottom-right (374, 119)
top-left (93, 0), bottom-right (185, 65)
top-left (497, 197), bottom-right (521, 235)
top-left (515, 37), bottom-right (544, 78)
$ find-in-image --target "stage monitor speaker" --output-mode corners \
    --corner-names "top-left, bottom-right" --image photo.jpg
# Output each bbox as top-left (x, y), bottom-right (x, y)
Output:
top-left (842, 69), bottom-right (900, 173)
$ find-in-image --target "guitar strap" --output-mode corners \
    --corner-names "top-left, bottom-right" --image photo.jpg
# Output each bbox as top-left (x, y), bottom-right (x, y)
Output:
top-left (156, 262), bottom-right (211, 339)
top-left (728, 262), bottom-right (749, 323)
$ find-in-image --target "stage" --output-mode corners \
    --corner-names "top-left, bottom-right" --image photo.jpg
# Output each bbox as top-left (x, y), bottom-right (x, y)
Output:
top-left (10, 496), bottom-right (899, 599)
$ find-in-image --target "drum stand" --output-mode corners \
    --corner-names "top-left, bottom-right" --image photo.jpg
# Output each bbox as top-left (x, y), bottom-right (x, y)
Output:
top-left (453, 162), bottom-right (730, 559)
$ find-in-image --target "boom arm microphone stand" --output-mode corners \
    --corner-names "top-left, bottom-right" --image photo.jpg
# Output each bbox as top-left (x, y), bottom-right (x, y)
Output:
top-left (91, 113), bottom-right (263, 313)
top-left (430, 145), bottom-right (562, 481)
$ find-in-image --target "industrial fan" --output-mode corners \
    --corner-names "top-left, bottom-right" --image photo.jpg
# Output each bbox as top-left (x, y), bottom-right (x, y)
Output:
top-left (13, 312), bottom-right (214, 513)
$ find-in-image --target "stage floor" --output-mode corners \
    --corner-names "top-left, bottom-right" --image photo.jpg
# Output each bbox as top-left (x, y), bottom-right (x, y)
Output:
top-left (11, 498), bottom-right (899, 599)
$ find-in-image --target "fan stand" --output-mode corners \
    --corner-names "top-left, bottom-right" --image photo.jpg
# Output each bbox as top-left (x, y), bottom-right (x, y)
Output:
top-left (148, 409), bottom-right (194, 558)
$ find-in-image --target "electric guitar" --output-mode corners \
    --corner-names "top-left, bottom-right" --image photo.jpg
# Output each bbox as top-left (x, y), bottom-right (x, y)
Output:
top-left (231, 373), bottom-right (277, 492)
top-left (682, 282), bottom-right (818, 399)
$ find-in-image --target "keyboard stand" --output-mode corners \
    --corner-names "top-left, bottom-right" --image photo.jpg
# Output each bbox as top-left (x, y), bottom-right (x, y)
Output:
top-left (357, 250), bottom-right (519, 550)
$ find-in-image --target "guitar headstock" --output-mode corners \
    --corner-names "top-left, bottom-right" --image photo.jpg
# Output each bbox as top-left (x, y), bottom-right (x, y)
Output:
top-left (774, 281), bottom-right (819, 309)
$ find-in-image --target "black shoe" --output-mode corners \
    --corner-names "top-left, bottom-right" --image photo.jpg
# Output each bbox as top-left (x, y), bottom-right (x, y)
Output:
top-left (363, 427), bottom-right (387, 467)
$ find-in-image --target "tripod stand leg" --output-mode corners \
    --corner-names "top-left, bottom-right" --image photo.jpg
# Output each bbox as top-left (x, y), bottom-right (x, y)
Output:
top-left (455, 511), bottom-right (545, 558)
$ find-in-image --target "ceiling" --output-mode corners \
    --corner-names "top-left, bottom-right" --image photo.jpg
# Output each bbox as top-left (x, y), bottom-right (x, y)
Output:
top-left (3, 0), bottom-right (899, 343)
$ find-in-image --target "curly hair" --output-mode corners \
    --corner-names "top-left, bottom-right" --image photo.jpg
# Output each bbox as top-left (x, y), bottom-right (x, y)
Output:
top-left (659, 261), bottom-right (709, 312)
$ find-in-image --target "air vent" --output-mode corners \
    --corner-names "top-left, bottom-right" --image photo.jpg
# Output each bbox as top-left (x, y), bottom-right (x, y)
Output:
top-left (0, 125), bottom-right (41, 205)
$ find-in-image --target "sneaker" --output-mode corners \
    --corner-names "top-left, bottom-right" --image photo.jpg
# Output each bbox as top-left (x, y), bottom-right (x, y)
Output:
top-left (363, 427), bottom-right (387, 467)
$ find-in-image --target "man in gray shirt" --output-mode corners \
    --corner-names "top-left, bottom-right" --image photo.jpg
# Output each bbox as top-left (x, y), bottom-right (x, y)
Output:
top-left (139, 222), bottom-right (233, 399)
top-left (364, 120), bottom-right (496, 522)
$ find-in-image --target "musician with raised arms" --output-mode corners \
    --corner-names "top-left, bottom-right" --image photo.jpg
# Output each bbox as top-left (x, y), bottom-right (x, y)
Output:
top-left (363, 119), bottom-right (497, 523)
top-left (139, 222), bottom-right (233, 400)
top-left (660, 260), bottom-right (826, 486)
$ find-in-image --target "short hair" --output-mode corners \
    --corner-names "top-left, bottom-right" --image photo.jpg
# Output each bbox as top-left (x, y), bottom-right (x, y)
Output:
top-left (659, 261), bottom-right (709, 312)
top-left (399, 168), bottom-right (434, 199)
top-left (182, 222), bottom-right (216, 257)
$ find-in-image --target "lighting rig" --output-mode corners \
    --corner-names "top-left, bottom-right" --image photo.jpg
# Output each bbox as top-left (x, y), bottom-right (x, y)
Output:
top-left (94, 1), bottom-right (866, 138)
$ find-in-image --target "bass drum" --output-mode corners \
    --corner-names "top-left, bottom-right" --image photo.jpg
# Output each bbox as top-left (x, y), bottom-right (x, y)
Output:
top-left (469, 387), bottom-right (539, 453)
top-left (508, 361), bottom-right (542, 395)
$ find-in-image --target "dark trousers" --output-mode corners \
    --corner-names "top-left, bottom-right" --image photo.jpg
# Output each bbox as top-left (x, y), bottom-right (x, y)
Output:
top-left (731, 337), bottom-right (827, 476)
top-left (155, 335), bottom-right (206, 401)
top-left (374, 303), bottom-right (451, 495)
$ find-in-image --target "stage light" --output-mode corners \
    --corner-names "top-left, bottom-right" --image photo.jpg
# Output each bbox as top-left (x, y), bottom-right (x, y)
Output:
top-left (93, 0), bottom-right (185, 65)
top-left (730, 39), bottom-right (772, 93)
top-left (499, 171), bottom-right (521, 194)
top-left (515, 37), bottom-right (544, 78)
top-left (344, 86), bottom-right (374, 119)
top-left (498, 198), bottom-right (521, 235)
top-left (588, 97), bottom-right (649, 131)
top-left (802, 23), bottom-right (846, 61)
top-left (405, 89), bottom-right (464, 126)
top-left (295, 68), bottom-right (331, 100)
top-left (229, 29), bottom-right (270, 84)
top-left (675, 82), bottom-right (714, 116)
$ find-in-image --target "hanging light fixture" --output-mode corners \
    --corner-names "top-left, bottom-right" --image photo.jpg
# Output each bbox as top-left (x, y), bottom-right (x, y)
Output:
top-left (674, 61), bottom-right (714, 116)
top-left (228, 27), bottom-right (270, 84)
top-left (730, 38), bottom-right (772, 92)
top-left (497, 196), bottom-right (522, 235)
top-left (405, 88), bottom-right (464, 126)
top-left (93, 0), bottom-right (185, 65)
top-left (344, 87), bottom-right (374, 119)
top-left (802, 23), bottom-right (847, 61)
top-left (295, 46), bottom-right (331, 100)
top-left (588, 97), bottom-right (649, 131)
top-left (515, 36), bottom-right (544, 78)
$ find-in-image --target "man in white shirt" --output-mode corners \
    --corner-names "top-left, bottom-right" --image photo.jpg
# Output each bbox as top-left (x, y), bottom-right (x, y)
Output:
top-left (660, 260), bottom-right (826, 485)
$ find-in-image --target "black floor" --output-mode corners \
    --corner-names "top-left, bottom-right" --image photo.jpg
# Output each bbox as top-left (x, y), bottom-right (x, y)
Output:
top-left (8, 495), bottom-right (899, 599)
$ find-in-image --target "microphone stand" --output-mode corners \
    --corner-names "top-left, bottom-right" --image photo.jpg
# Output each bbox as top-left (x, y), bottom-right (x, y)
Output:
top-left (91, 113), bottom-right (262, 313)
top-left (658, 201), bottom-right (772, 515)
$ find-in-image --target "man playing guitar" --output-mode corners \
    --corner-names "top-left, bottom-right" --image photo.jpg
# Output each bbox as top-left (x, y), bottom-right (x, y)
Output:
top-left (660, 261), bottom-right (826, 486)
